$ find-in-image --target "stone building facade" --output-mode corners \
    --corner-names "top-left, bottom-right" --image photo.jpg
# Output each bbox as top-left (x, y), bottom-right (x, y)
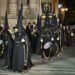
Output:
top-left (0, 0), bottom-right (58, 29)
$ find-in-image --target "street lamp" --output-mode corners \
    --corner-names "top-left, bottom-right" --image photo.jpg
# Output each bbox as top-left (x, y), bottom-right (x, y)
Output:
top-left (65, 8), bottom-right (68, 11)
top-left (58, 4), bottom-right (62, 8)
top-left (61, 8), bottom-right (68, 12)
top-left (58, 4), bottom-right (63, 24)
top-left (58, 3), bottom-right (68, 24)
top-left (60, 8), bottom-right (68, 24)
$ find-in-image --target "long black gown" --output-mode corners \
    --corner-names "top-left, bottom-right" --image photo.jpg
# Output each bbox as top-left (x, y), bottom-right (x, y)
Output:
top-left (12, 32), bottom-right (24, 71)
top-left (2, 31), bottom-right (13, 69)
top-left (12, 30), bottom-right (33, 71)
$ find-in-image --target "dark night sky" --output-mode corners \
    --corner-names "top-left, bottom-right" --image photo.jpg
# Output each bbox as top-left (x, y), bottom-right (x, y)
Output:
top-left (59, 0), bottom-right (75, 10)
top-left (59, 0), bottom-right (75, 25)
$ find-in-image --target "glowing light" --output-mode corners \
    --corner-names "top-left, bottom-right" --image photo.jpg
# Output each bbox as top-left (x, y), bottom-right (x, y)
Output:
top-left (42, 15), bottom-right (46, 19)
top-left (61, 8), bottom-right (68, 12)
top-left (58, 4), bottom-right (62, 8)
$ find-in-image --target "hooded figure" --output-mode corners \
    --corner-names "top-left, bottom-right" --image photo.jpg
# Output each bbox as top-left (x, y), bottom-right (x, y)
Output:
top-left (0, 25), bottom-right (4, 58)
top-left (2, 11), bottom-right (13, 69)
top-left (12, 3), bottom-right (33, 72)
top-left (52, 14), bottom-right (57, 26)
top-left (3, 11), bottom-right (9, 31)
top-left (37, 15), bottom-right (42, 33)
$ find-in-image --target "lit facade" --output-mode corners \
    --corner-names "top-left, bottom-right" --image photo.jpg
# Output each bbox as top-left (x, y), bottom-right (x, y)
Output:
top-left (0, 0), bottom-right (58, 28)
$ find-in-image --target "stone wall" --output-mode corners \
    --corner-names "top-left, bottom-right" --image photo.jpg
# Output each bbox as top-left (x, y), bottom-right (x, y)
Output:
top-left (0, 0), bottom-right (58, 29)
top-left (0, 0), bottom-right (41, 28)
top-left (0, 0), bottom-right (7, 17)
top-left (52, 0), bottom-right (58, 17)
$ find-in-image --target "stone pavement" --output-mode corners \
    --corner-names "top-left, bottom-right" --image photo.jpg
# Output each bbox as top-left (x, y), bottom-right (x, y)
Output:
top-left (0, 46), bottom-right (75, 75)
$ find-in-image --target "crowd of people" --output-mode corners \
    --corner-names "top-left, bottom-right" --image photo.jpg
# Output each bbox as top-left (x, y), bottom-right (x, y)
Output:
top-left (0, 20), bottom-right (75, 73)
top-left (26, 21), bottom-right (39, 53)
top-left (0, 21), bottom-right (40, 72)
top-left (61, 25), bottom-right (75, 48)
top-left (0, 9), bottom-right (75, 73)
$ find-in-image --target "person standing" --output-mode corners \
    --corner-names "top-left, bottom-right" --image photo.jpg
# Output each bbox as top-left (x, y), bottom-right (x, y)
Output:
top-left (26, 22), bottom-right (32, 42)
top-left (2, 10), bottom-right (13, 69)
top-left (12, 3), bottom-right (33, 72)
top-left (2, 30), bottom-right (13, 69)
top-left (31, 22), bottom-right (39, 53)
top-left (12, 31), bottom-right (25, 72)
top-left (52, 14), bottom-right (57, 26)
top-left (65, 26), bottom-right (72, 46)
top-left (0, 25), bottom-right (4, 58)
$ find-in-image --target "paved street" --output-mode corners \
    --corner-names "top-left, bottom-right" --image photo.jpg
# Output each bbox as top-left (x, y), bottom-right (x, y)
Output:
top-left (0, 46), bottom-right (75, 75)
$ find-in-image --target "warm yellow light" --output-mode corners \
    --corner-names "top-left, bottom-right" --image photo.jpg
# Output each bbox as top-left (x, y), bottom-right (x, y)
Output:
top-left (65, 8), bottom-right (68, 11)
top-left (49, 15), bottom-right (52, 18)
top-left (61, 8), bottom-right (68, 12)
top-left (42, 15), bottom-right (46, 19)
top-left (58, 4), bottom-right (62, 8)
top-left (41, 0), bottom-right (49, 3)
top-left (42, 20), bottom-right (44, 23)
top-left (61, 8), bottom-right (65, 12)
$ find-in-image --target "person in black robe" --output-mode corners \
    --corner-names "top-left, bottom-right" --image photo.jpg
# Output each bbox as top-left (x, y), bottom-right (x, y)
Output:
top-left (12, 30), bottom-right (33, 72)
top-left (70, 26), bottom-right (75, 45)
top-left (26, 22), bottom-right (32, 42)
top-left (31, 22), bottom-right (39, 53)
top-left (60, 25), bottom-right (66, 48)
top-left (0, 26), bottom-right (3, 32)
top-left (0, 26), bottom-right (4, 58)
top-left (12, 2), bottom-right (33, 72)
top-left (2, 30), bottom-right (13, 69)
top-left (0, 9), bottom-right (14, 69)
top-left (52, 14), bottom-right (57, 26)
top-left (12, 31), bottom-right (24, 72)
top-left (65, 26), bottom-right (72, 46)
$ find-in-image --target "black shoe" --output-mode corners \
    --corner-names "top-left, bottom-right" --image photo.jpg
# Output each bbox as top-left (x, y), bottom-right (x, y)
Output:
top-left (17, 70), bottom-right (22, 73)
top-left (23, 66), bottom-right (28, 70)
top-left (7, 66), bottom-right (12, 70)
top-left (27, 63), bottom-right (33, 68)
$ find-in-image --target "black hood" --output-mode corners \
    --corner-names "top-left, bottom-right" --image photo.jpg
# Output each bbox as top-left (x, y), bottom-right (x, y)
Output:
top-left (17, 3), bottom-right (24, 33)
top-left (4, 10), bottom-right (9, 31)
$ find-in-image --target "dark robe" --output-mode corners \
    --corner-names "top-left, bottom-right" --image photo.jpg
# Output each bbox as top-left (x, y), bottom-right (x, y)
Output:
top-left (26, 25), bottom-right (32, 42)
top-left (12, 32), bottom-right (24, 71)
top-left (12, 30), bottom-right (33, 71)
top-left (52, 15), bottom-right (57, 26)
top-left (31, 29), bottom-right (39, 53)
top-left (2, 31), bottom-right (13, 69)
top-left (37, 29), bottom-right (51, 58)
top-left (65, 29), bottom-right (72, 46)
top-left (60, 28), bottom-right (66, 47)
top-left (0, 33), bottom-right (4, 59)
top-left (0, 27), bottom-right (3, 58)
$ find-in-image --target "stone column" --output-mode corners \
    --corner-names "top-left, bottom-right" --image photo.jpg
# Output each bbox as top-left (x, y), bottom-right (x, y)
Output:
top-left (52, 0), bottom-right (58, 17)
top-left (39, 0), bottom-right (42, 16)
top-left (8, 0), bottom-right (17, 17)
top-left (29, 0), bottom-right (37, 19)
top-left (55, 0), bottom-right (58, 17)
top-left (0, 0), bottom-right (8, 26)
top-left (0, 0), bottom-right (8, 17)
top-left (7, 0), bottom-right (18, 29)
top-left (36, 0), bottom-right (42, 16)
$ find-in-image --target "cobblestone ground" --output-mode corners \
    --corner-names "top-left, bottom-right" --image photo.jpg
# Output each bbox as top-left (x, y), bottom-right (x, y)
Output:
top-left (0, 46), bottom-right (75, 75)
